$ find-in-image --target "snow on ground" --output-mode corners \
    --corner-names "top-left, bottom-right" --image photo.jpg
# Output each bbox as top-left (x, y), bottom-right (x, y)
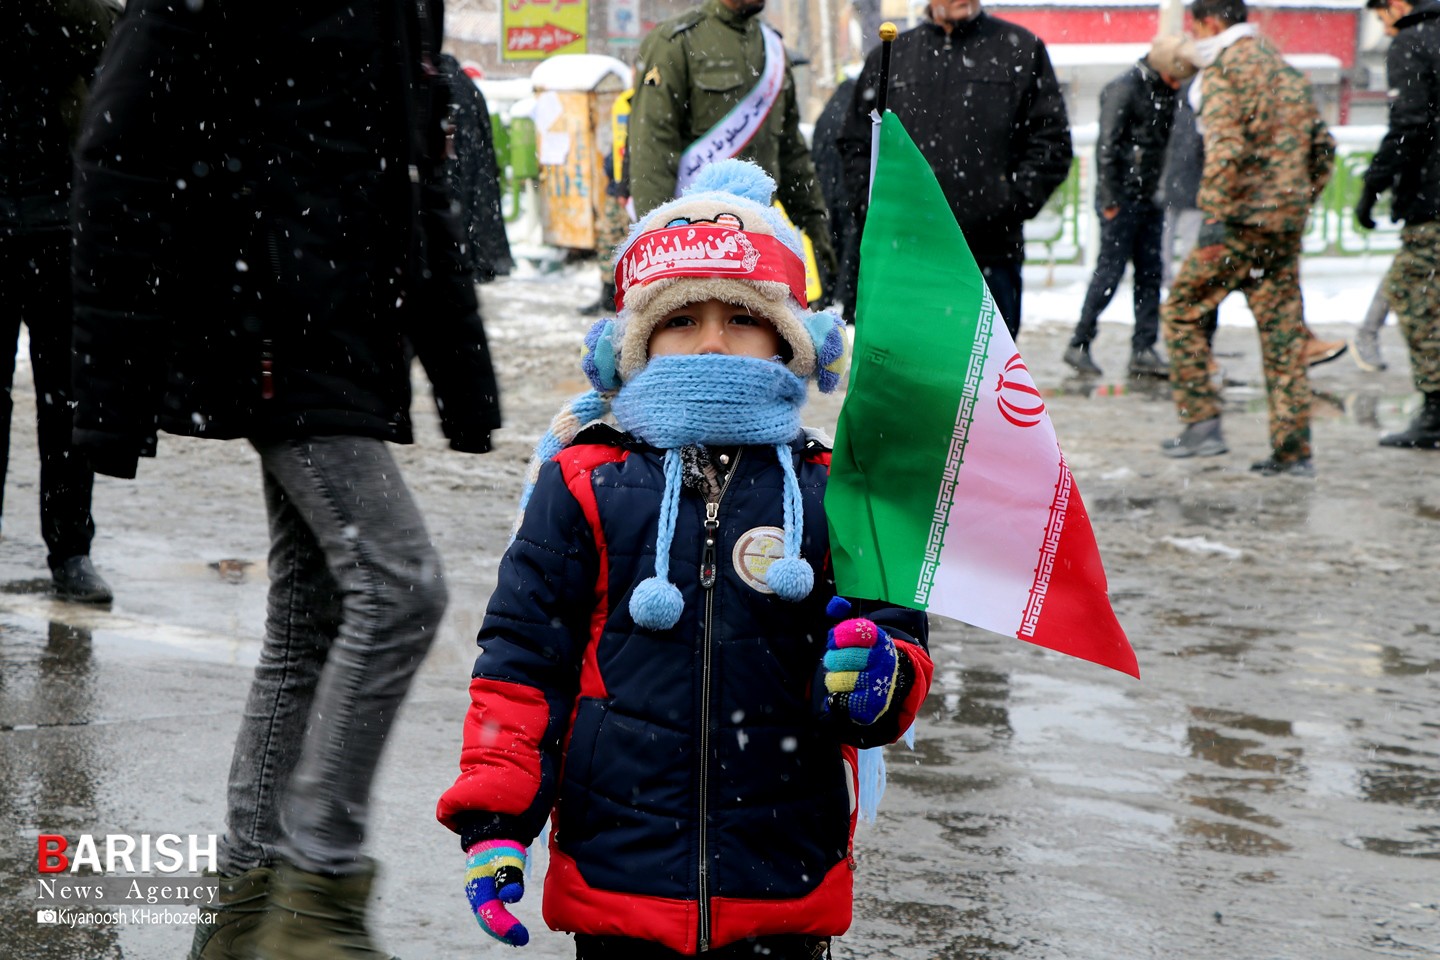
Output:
top-left (1023, 255), bottom-right (1391, 333)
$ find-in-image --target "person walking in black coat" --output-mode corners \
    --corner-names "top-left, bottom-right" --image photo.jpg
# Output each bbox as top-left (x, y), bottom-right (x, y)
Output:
top-left (440, 54), bottom-right (514, 285)
top-left (70, 2), bottom-right (503, 957)
top-left (837, 0), bottom-right (1073, 339)
top-left (811, 75), bottom-right (859, 320)
top-left (1356, 0), bottom-right (1440, 447)
top-left (0, 0), bottom-right (120, 603)
top-left (1063, 41), bottom-right (1187, 378)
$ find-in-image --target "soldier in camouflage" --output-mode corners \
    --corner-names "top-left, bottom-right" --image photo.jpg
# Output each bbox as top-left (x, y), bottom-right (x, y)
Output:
top-left (1357, 0), bottom-right (1440, 449)
top-left (627, 0), bottom-right (836, 284)
top-left (1158, 0), bottom-right (1335, 477)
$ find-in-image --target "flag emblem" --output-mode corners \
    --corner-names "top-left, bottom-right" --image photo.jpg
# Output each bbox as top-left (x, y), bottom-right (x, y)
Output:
top-left (995, 354), bottom-right (1045, 428)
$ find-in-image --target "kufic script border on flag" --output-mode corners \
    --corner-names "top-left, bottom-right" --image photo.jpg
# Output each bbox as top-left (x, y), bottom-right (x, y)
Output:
top-left (1019, 462), bottom-right (1071, 639)
top-left (913, 291), bottom-right (997, 609)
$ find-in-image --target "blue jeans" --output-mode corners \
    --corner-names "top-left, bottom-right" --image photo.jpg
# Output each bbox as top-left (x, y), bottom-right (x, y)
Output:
top-left (1071, 201), bottom-right (1165, 352)
top-left (219, 436), bottom-right (447, 876)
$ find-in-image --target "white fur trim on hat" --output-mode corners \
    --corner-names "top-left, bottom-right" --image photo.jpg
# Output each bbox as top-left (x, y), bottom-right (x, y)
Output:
top-left (616, 277), bottom-right (818, 382)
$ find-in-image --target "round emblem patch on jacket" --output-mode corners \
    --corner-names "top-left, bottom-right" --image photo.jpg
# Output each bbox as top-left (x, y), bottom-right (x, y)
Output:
top-left (732, 525), bottom-right (785, 593)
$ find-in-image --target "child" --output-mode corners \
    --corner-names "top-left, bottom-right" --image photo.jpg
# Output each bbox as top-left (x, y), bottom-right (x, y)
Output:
top-left (437, 160), bottom-right (934, 959)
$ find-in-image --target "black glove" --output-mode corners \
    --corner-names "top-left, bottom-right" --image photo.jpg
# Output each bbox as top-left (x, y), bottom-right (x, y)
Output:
top-left (1355, 191), bottom-right (1378, 231)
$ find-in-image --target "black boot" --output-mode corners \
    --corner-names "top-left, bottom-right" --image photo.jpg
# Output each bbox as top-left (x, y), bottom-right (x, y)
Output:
top-left (1379, 391), bottom-right (1440, 449)
top-left (1062, 342), bottom-right (1102, 376)
top-left (579, 281), bottom-right (617, 317)
top-left (51, 556), bottom-right (113, 604)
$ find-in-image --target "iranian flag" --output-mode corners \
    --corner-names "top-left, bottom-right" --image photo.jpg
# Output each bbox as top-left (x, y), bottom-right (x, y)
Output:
top-left (826, 113), bottom-right (1137, 679)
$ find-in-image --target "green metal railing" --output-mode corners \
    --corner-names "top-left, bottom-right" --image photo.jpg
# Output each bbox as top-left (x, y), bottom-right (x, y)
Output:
top-left (486, 113), bottom-right (1398, 261)
top-left (1020, 132), bottom-right (1401, 266)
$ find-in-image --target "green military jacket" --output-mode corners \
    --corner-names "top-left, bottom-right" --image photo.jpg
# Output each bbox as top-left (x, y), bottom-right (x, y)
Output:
top-left (628, 0), bottom-right (830, 249)
top-left (1197, 35), bottom-right (1335, 236)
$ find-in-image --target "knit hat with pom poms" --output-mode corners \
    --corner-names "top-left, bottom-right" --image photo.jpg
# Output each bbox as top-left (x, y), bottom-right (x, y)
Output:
top-left (513, 160), bottom-right (850, 631)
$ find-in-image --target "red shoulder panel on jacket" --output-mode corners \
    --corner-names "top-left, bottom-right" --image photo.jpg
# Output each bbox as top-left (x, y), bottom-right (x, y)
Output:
top-left (556, 444), bottom-right (628, 699)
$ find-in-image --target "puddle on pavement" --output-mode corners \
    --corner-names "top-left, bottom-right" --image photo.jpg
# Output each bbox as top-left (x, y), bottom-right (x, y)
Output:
top-left (871, 617), bottom-right (1440, 957)
top-left (2, 597), bottom-right (1436, 957)
top-left (0, 619), bottom-right (123, 958)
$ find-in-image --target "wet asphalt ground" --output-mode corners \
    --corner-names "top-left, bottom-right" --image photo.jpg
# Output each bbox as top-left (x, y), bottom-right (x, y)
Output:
top-left (1, 267), bottom-right (1436, 959)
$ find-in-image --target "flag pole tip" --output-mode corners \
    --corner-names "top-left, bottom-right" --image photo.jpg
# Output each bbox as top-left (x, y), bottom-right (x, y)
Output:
top-left (879, 21), bottom-right (898, 41)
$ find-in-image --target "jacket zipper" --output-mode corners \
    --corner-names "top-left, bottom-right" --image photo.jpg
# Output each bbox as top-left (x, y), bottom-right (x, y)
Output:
top-left (697, 449), bottom-right (741, 953)
top-left (260, 230), bottom-right (283, 400)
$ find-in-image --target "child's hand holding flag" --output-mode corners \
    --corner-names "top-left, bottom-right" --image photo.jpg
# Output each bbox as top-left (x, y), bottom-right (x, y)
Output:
top-left (820, 597), bottom-right (899, 725)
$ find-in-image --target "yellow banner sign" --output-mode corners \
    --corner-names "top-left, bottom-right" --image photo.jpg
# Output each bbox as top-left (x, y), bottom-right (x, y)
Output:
top-left (501, 0), bottom-right (588, 61)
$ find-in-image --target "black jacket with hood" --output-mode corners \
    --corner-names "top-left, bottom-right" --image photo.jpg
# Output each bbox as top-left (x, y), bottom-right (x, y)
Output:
top-left (70, 0), bottom-right (502, 478)
top-left (1364, 0), bottom-right (1440, 225)
top-left (836, 12), bottom-right (1073, 266)
top-left (1094, 58), bottom-right (1177, 210)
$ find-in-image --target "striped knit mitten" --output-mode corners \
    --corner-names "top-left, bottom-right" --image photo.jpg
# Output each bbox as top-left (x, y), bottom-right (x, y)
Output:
top-left (465, 839), bottom-right (529, 947)
top-left (821, 597), bottom-right (899, 725)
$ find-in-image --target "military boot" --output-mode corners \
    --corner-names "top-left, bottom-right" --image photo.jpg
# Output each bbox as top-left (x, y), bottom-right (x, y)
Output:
top-left (1063, 342), bottom-right (1102, 376)
top-left (188, 864), bottom-right (274, 960)
top-left (255, 859), bottom-right (396, 960)
top-left (1127, 346), bottom-right (1169, 379)
top-left (1160, 416), bottom-right (1228, 458)
top-left (1379, 391), bottom-right (1440, 449)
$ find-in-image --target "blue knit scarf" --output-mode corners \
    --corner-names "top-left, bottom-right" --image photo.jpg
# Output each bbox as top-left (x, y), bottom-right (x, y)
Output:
top-left (611, 353), bottom-right (806, 448)
top-left (611, 354), bottom-right (815, 629)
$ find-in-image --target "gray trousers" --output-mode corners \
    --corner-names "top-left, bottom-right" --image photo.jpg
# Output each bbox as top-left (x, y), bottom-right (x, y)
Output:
top-left (219, 436), bottom-right (447, 876)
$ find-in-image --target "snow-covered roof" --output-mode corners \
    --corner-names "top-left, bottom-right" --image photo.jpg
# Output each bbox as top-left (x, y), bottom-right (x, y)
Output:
top-left (530, 54), bottom-right (633, 92)
top-left (477, 77), bottom-right (537, 114)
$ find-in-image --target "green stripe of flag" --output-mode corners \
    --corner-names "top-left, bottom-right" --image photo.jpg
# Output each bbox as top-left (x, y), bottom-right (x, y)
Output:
top-left (826, 112), bottom-right (993, 606)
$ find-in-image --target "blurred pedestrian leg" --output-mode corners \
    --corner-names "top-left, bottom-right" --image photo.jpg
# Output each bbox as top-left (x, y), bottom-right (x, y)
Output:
top-left (0, 0), bottom-right (117, 603)
top-left (222, 438), bottom-right (446, 878)
top-left (1351, 276), bottom-right (1389, 371)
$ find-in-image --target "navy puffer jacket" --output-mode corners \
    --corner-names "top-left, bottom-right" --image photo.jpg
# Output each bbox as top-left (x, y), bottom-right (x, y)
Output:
top-left (438, 426), bottom-right (933, 954)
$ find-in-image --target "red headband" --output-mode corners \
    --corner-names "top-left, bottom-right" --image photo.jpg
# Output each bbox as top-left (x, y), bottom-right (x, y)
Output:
top-left (614, 225), bottom-right (808, 311)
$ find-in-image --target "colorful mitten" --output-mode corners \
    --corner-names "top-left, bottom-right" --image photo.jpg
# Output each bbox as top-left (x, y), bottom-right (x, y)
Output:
top-left (821, 597), bottom-right (899, 725)
top-left (465, 839), bottom-right (529, 946)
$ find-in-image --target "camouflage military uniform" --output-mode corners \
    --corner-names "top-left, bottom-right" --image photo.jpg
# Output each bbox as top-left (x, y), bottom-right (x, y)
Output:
top-left (1385, 222), bottom-right (1440, 393)
top-left (1161, 34), bottom-right (1334, 463)
top-left (627, 0), bottom-right (833, 271)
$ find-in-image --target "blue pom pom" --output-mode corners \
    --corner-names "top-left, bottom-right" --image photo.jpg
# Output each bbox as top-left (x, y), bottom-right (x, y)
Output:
top-left (766, 556), bottom-right (813, 602)
top-left (630, 576), bottom-right (683, 629)
top-left (826, 596), bottom-right (852, 619)
top-left (582, 320), bottom-right (619, 391)
top-left (685, 160), bottom-right (776, 205)
top-left (806, 312), bottom-right (842, 363)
